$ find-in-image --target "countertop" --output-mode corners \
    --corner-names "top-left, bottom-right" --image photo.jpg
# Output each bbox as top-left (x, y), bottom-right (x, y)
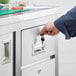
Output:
top-left (0, 6), bottom-right (60, 26)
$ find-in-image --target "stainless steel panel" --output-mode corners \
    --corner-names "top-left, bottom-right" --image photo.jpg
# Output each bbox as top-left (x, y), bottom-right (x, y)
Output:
top-left (0, 33), bottom-right (13, 76)
top-left (22, 59), bottom-right (55, 76)
top-left (22, 26), bottom-right (56, 66)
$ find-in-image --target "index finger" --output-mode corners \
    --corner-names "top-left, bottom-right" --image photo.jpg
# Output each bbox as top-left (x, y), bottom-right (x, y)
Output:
top-left (39, 27), bottom-right (46, 35)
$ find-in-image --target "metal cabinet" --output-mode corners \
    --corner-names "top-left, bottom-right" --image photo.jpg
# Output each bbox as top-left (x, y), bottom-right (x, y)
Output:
top-left (21, 26), bottom-right (56, 66)
top-left (0, 33), bottom-right (13, 76)
top-left (58, 33), bottom-right (76, 76)
top-left (0, 7), bottom-right (60, 76)
top-left (22, 59), bottom-right (55, 76)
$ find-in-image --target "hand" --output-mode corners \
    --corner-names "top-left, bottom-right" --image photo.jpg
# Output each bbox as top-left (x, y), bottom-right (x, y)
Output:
top-left (39, 22), bottom-right (60, 36)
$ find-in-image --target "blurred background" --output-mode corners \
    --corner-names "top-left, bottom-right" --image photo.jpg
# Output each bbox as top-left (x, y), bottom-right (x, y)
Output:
top-left (9, 0), bottom-right (76, 13)
top-left (0, 0), bottom-right (76, 76)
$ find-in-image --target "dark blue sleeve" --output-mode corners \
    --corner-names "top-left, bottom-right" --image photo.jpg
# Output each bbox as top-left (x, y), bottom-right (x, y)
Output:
top-left (54, 6), bottom-right (76, 39)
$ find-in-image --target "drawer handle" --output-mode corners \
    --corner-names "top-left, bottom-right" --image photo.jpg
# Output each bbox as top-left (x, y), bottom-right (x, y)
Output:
top-left (32, 43), bottom-right (45, 56)
top-left (2, 40), bottom-right (11, 64)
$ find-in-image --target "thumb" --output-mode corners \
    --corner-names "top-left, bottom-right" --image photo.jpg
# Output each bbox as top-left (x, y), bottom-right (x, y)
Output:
top-left (39, 27), bottom-right (46, 35)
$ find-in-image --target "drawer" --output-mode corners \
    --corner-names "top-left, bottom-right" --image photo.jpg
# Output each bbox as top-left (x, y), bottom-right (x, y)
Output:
top-left (22, 59), bottom-right (55, 76)
top-left (21, 26), bottom-right (56, 66)
top-left (0, 33), bottom-right (13, 76)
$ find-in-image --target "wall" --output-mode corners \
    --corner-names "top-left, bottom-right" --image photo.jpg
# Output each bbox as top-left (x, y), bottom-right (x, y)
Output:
top-left (9, 0), bottom-right (76, 13)
top-left (57, 1), bottom-right (76, 76)
top-left (58, 0), bottom-right (76, 15)
top-left (9, 0), bottom-right (60, 6)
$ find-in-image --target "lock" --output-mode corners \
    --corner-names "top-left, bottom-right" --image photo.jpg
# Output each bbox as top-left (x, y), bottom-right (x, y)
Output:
top-left (37, 69), bottom-right (42, 74)
top-left (40, 34), bottom-right (45, 50)
top-left (32, 35), bottom-right (45, 56)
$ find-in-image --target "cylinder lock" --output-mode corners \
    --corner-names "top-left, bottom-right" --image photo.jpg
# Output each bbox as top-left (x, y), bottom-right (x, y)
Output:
top-left (32, 35), bottom-right (45, 56)
top-left (40, 34), bottom-right (45, 50)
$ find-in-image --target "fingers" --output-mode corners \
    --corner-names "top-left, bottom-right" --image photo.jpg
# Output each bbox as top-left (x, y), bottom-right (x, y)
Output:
top-left (40, 29), bottom-right (55, 36)
top-left (39, 26), bottom-right (46, 35)
top-left (39, 27), bottom-right (54, 36)
top-left (39, 22), bottom-right (60, 36)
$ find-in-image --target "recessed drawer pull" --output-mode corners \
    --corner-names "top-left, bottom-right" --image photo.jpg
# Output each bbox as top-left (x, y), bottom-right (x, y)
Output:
top-left (32, 43), bottom-right (45, 56)
top-left (2, 40), bottom-right (11, 64)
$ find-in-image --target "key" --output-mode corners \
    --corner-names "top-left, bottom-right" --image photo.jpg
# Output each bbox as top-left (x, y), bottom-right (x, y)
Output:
top-left (40, 34), bottom-right (45, 50)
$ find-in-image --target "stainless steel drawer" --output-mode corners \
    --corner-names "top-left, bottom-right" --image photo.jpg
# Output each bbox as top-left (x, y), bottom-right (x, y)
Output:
top-left (22, 59), bottom-right (55, 76)
top-left (0, 33), bottom-right (13, 76)
top-left (21, 26), bottom-right (56, 66)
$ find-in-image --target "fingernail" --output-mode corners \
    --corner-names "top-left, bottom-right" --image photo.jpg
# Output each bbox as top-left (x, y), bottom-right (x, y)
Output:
top-left (50, 31), bottom-right (52, 32)
top-left (40, 34), bottom-right (44, 36)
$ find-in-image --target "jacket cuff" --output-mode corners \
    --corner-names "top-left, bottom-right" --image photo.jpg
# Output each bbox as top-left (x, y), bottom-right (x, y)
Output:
top-left (54, 19), bottom-right (71, 39)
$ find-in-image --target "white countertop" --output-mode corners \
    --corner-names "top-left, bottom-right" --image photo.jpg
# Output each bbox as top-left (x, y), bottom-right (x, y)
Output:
top-left (0, 6), bottom-right (60, 26)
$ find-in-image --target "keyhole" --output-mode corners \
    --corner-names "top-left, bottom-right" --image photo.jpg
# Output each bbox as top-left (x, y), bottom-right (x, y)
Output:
top-left (40, 34), bottom-right (45, 50)
top-left (37, 69), bottom-right (41, 74)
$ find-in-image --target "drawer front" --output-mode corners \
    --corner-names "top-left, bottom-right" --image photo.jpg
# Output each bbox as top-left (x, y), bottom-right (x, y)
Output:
top-left (22, 26), bottom-right (56, 66)
top-left (22, 59), bottom-right (55, 76)
top-left (0, 33), bottom-right (13, 76)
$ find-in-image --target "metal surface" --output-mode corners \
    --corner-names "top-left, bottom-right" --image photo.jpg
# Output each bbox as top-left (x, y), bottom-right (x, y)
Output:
top-left (0, 33), bottom-right (13, 76)
top-left (15, 30), bottom-right (22, 76)
top-left (21, 26), bottom-right (55, 66)
top-left (55, 35), bottom-right (59, 76)
top-left (0, 7), bottom-right (60, 76)
top-left (22, 59), bottom-right (55, 76)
